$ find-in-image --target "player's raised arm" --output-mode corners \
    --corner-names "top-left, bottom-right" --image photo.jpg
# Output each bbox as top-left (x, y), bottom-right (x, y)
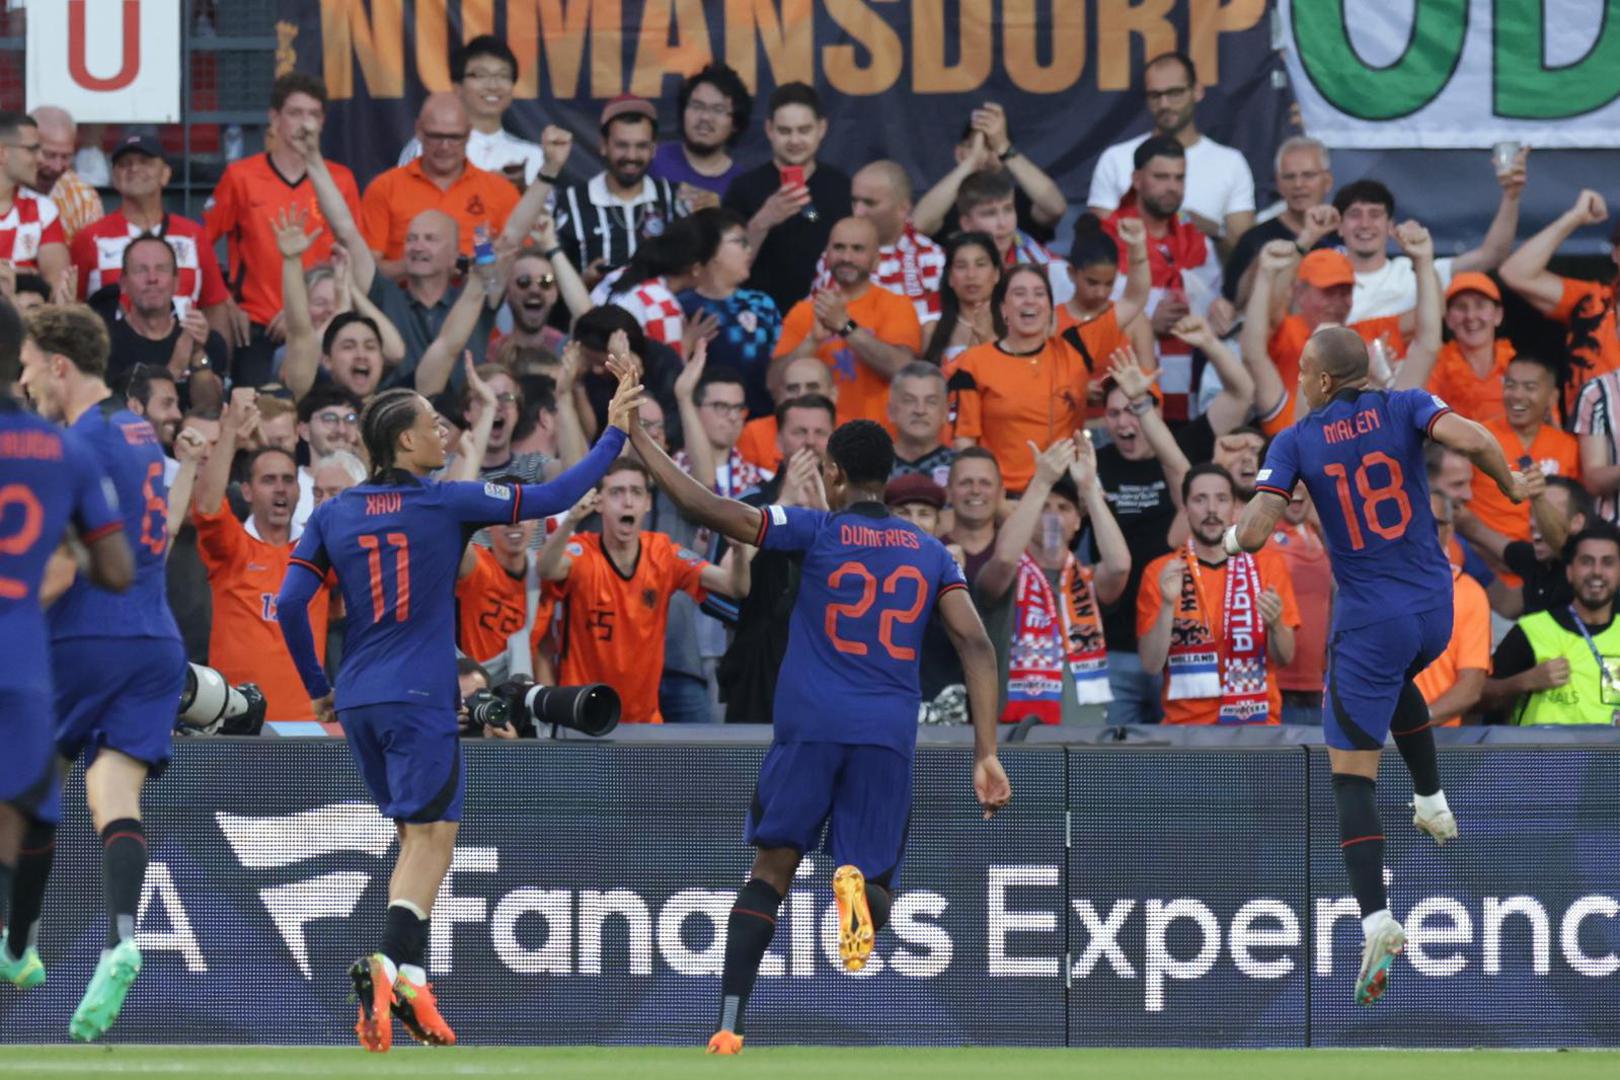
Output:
top-left (1229, 490), bottom-right (1289, 555)
top-left (627, 403), bottom-right (765, 548)
top-left (936, 585), bottom-right (1010, 820)
top-left (1430, 411), bottom-right (1527, 505)
top-left (276, 509), bottom-right (335, 721)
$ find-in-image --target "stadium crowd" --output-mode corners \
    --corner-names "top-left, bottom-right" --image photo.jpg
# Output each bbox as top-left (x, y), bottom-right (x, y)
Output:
top-left (7, 39), bottom-right (1620, 733)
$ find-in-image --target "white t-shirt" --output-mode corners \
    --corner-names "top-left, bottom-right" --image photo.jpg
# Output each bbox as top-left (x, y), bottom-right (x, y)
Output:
top-left (1087, 133), bottom-right (1256, 235)
top-left (293, 467), bottom-right (315, 534)
top-left (1348, 254), bottom-right (1456, 323)
top-left (398, 127), bottom-right (545, 185)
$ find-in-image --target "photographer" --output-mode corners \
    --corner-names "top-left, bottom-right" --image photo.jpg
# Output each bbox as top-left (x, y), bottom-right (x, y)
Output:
top-left (457, 658), bottom-right (520, 740)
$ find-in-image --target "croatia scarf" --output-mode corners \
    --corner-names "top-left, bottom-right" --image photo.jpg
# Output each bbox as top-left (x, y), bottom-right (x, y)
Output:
top-left (1165, 542), bottom-right (1272, 724)
top-left (1004, 553), bottom-right (1111, 723)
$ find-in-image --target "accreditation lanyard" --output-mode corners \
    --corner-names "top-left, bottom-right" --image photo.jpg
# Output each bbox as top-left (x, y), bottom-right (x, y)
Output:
top-left (1566, 606), bottom-right (1620, 724)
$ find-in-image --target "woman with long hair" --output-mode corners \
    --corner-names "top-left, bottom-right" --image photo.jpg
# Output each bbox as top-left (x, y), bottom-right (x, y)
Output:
top-left (921, 231), bottom-right (1001, 367)
top-left (590, 216), bottom-right (703, 349)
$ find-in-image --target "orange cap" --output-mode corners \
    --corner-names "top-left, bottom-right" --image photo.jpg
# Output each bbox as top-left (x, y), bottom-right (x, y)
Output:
top-left (1296, 250), bottom-right (1355, 289)
top-left (1445, 271), bottom-right (1501, 305)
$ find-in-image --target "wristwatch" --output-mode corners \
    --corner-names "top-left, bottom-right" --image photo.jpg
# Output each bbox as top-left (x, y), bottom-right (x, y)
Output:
top-left (998, 145), bottom-right (1020, 162)
top-left (1127, 396), bottom-right (1154, 416)
top-left (537, 172), bottom-right (561, 185)
top-left (841, 318), bottom-right (860, 337)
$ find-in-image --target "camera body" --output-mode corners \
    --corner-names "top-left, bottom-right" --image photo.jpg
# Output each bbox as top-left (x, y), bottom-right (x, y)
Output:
top-left (177, 664), bottom-right (267, 736)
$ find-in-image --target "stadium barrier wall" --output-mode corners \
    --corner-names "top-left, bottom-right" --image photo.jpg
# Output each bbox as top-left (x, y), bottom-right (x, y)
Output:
top-left (2, 740), bottom-right (1616, 1048)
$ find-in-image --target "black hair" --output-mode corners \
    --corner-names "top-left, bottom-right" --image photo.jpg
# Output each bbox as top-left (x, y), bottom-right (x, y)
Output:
top-left (360, 388), bottom-right (424, 480)
top-left (0, 110), bottom-right (35, 142)
top-left (767, 81), bottom-right (822, 120)
top-left (0, 297), bottom-right (20, 386)
top-left (1506, 353), bottom-right (1559, 381)
top-left (678, 62), bottom-right (752, 147)
top-left (457, 656), bottom-right (491, 685)
top-left (121, 363), bottom-right (177, 408)
top-left (1333, 179), bottom-right (1396, 218)
top-left (693, 364), bottom-right (747, 407)
top-left (1144, 51), bottom-right (1197, 88)
top-left (121, 233), bottom-right (177, 273)
top-left (691, 206), bottom-right (747, 265)
top-left (827, 419), bottom-right (894, 487)
top-left (12, 273), bottom-right (48, 302)
top-left (1563, 522), bottom-right (1620, 565)
top-left (1181, 462), bottom-right (1236, 505)
top-left (451, 35), bottom-right (518, 83)
top-left (775, 392), bottom-right (836, 428)
top-left (244, 444), bottom-right (298, 479)
top-left (924, 231), bottom-right (1002, 368)
top-left (608, 216), bottom-right (702, 296)
top-left (1070, 212), bottom-right (1119, 271)
top-left (573, 305), bottom-right (646, 359)
top-left (271, 72), bottom-right (327, 111)
top-left (322, 311), bottom-right (381, 357)
top-left (1546, 476), bottom-right (1593, 526)
top-left (297, 383), bottom-right (364, 425)
top-left (1133, 135), bottom-right (1185, 171)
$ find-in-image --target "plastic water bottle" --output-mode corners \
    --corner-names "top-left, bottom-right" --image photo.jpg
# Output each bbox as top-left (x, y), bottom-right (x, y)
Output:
top-left (1040, 510), bottom-right (1064, 562)
top-left (472, 224), bottom-right (499, 298)
top-left (223, 124), bottom-right (244, 162)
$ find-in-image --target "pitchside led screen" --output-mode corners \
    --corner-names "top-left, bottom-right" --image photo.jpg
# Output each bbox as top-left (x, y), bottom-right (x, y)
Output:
top-left (2, 742), bottom-right (1615, 1047)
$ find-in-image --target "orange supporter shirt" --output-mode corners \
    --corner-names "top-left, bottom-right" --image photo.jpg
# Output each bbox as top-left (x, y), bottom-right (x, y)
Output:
top-left (204, 153), bottom-right (363, 326)
top-left (947, 337), bottom-right (1089, 493)
top-left (775, 285), bottom-right (922, 428)
top-left (1136, 548), bottom-right (1301, 725)
top-left (1269, 523), bottom-right (1332, 694)
top-left (736, 415), bottom-right (779, 471)
top-left (1054, 302), bottom-right (1128, 368)
top-left (455, 546), bottom-right (551, 666)
top-left (1550, 277), bottom-right (1620, 418)
top-left (1468, 418), bottom-right (1581, 543)
top-left (1413, 566), bottom-right (1491, 725)
top-left (193, 504), bottom-right (330, 722)
top-left (360, 159), bottom-right (521, 263)
top-left (555, 532), bottom-right (708, 724)
top-left (1260, 314), bottom-right (1406, 436)
top-left (1426, 340), bottom-right (1513, 425)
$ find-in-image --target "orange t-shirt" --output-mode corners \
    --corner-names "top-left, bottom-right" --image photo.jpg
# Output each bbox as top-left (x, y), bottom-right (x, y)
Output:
top-left (555, 532), bottom-right (708, 724)
top-left (193, 505), bottom-right (330, 722)
top-left (775, 285), bottom-right (922, 428)
top-left (947, 337), bottom-right (1089, 493)
top-left (359, 159), bottom-right (521, 263)
top-left (1468, 418), bottom-right (1581, 544)
top-left (736, 415), bottom-right (779, 471)
top-left (1260, 314), bottom-right (1406, 436)
top-left (1426, 339), bottom-right (1514, 425)
top-left (1136, 548), bottom-right (1301, 725)
top-left (1413, 566), bottom-right (1490, 725)
top-left (1055, 303), bottom-right (1127, 369)
top-left (1550, 277), bottom-right (1620, 418)
top-left (1269, 523), bottom-right (1332, 694)
top-left (204, 153), bottom-right (363, 326)
top-left (455, 546), bottom-right (551, 666)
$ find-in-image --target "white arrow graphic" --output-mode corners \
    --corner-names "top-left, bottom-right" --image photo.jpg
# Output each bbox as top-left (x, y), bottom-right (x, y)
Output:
top-left (259, 871), bottom-right (373, 978)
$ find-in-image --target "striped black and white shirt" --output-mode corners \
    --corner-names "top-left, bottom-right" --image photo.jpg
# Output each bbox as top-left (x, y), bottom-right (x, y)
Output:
top-left (1573, 369), bottom-right (1620, 525)
top-left (553, 172), bottom-right (683, 273)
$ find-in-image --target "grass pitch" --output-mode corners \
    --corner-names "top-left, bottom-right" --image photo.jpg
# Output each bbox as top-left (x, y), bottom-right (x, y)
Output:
top-left (2, 1046), bottom-right (1618, 1080)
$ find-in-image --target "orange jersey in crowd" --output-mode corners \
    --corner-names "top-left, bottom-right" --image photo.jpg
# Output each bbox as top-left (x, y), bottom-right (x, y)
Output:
top-left (947, 336), bottom-right (1089, 492)
top-left (1425, 339), bottom-right (1514, 425)
top-left (736, 415), bottom-right (779, 471)
top-left (1269, 522), bottom-right (1332, 695)
top-left (205, 153), bottom-right (363, 326)
top-left (455, 545), bottom-right (551, 666)
top-left (1136, 548), bottom-right (1300, 726)
top-left (1413, 565), bottom-right (1491, 725)
top-left (1468, 418), bottom-right (1580, 544)
top-left (193, 504), bottom-right (329, 722)
top-left (554, 532), bottom-right (707, 724)
top-left (1550, 277), bottom-right (1620, 419)
top-left (1260, 314), bottom-right (1405, 435)
top-left (776, 285), bottom-right (922, 428)
top-left (360, 159), bottom-right (521, 263)
top-left (1054, 302), bottom-right (1128, 370)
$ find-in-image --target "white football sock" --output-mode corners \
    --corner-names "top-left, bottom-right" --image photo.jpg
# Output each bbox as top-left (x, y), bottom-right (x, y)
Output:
top-left (1413, 790), bottom-right (1450, 818)
top-left (399, 963), bottom-right (427, 985)
top-left (1362, 908), bottom-right (1393, 939)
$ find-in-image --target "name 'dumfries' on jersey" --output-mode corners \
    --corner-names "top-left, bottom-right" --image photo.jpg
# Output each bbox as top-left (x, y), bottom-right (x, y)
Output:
top-left (838, 523), bottom-right (922, 549)
top-left (1321, 408), bottom-right (1383, 445)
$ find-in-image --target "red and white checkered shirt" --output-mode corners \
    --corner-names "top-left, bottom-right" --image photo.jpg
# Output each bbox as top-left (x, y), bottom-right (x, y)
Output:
top-left (672, 446), bottom-right (775, 498)
top-left (0, 190), bottom-right (66, 272)
top-left (592, 269), bottom-right (686, 346)
top-left (71, 211), bottom-right (230, 319)
top-left (814, 222), bottom-right (945, 323)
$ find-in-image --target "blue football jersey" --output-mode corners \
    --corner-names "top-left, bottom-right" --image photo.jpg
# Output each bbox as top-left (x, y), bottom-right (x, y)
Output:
top-left (48, 399), bottom-right (179, 643)
top-left (757, 501), bottom-right (968, 755)
top-left (1255, 387), bottom-right (1453, 630)
top-left (0, 402), bottom-right (122, 696)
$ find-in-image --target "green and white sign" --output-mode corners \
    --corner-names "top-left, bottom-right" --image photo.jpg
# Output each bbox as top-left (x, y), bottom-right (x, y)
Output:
top-left (1281, 0), bottom-right (1620, 147)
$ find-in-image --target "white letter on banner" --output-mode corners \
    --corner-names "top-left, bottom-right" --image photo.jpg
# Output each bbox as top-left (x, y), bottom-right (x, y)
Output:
top-left (1143, 898), bottom-right (1219, 1012)
top-left (987, 865), bottom-right (1059, 977)
top-left (579, 889), bottom-right (653, 975)
top-left (431, 847), bottom-right (496, 975)
top-left (1229, 899), bottom-right (1299, 979)
top-left (136, 862), bottom-right (206, 973)
top-left (1314, 896), bottom-right (1361, 976)
top-left (890, 892), bottom-right (953, 978)
top-left (491, 888), bottom-right (573, 975)
top-left (657, 890), bottom-right (733, 976)
top-left (1070, 899), bottom-right (1136, 978)
top-left (821, 900), bottom-right (882, 976)
top-left (1482, 896), bottom-right (1551, 975)
top-left (1561, 895), bottom-right (1620, 977)
top-left (1405, 897), bottom-right (1472, 977)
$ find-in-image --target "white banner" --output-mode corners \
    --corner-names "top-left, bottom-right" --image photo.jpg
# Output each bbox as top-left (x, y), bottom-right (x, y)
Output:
top-left (26, 0), bottom-right (181, 124)
top-left (1280, 0), bottom-right (1620, 148)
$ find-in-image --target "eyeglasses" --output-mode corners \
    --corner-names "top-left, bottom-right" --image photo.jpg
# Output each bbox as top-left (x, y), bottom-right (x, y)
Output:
top-left (314, 410), bottom-right (360, 426)
top-left (686, 100), bottom-right (731, 118)
top-left (702, 401), bottom-right (748, 418)
top-left (514, 273), bottom-right (556, 290)
top-left (640, 418), bottom-right (666, 434)
top-left (494, 391), bottom-right (520, 405)
top-left (421, 131), bottom-right (470, 145)
top-left (1144, 86), bottom-right (1192, 104)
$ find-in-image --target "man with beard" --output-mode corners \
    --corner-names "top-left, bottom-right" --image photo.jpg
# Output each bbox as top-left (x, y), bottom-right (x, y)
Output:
top-left (652, 64), bottom-right (752, 206)
top-left (1168, 426), bottom-right (1266, 548)
top-left (29, 106), bottom-right (102, 242)
top-left (104, 235), bottom-right (228, 406)
top-left (1088, 52), bottom-right (1255, 253)
top-left (555, 96), bottom-right (684, 285)
top-left (537, 458), bottom-right (748, 723)
top-left (776, 217), bottom-right (920, 428)
top-left (1484, 524), bottom-right (1620, 726)
top-left (396, 37), bottom-right (544, 187)
top-left (121, 363), bottom-right (183, 461)
top-left (499, 246), bottom-right (570, 356)
top-left (193, 388), bottom-right (330, 723)
top-left (0, 111), bottom-right (69, 282)
top-left (293, 385), bottom-right (362, 530)
top-left (812, 161), bottom-right (945, 324)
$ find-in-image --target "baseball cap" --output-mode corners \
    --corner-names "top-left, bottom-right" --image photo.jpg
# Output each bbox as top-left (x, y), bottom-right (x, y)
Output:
top-left (1445, 271), bottom-right (1501, 305)
top-left (1296, 250), bottom-right (1355, 290)
top-left (883, 473), bottom-right (945, 511)
top-left (110, 133), bottom-right (166, 166)
top-left (599, 95), bottom-right (657, 132)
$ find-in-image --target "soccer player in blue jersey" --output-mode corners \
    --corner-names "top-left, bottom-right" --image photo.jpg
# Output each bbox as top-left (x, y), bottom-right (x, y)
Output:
top-left (626, 411), bottom-right (1009, 1055)
top-left (1228, 326), bottom-right (1525, 1005)
top-left (4, 304), bottom-right (188, 1041)
top-left (0, 298), bottom-right (133, 998)
top-left (275, 368), bottom-right (642, 1053)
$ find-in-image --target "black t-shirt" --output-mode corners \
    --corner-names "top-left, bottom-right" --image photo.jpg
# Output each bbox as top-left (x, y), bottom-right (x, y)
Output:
top-left (107, 317), bottom-right (230, 382)
top-left (1493, 606), bottom-right (1613, 683)
top-left (1219, 217), bottom-right (1337, 303)
top-left (717, 474), bottom-right (799, 724)
top-left (722, 161), bottom-right (853, 314)
top-left (1092, 416), bottom-right (1217, 652)
top-left (1502, 543), bottom-right (1572, 616)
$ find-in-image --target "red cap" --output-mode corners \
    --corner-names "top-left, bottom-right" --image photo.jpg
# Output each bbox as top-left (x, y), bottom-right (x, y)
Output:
top-left (1445, 271), bottom-right (1501, 305)
top-left (1296, 250), bottom-right (1355, 290)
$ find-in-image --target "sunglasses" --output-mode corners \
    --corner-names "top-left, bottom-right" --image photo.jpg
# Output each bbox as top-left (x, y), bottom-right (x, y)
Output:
top-left (515, 273), bottom-right (556, 290)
